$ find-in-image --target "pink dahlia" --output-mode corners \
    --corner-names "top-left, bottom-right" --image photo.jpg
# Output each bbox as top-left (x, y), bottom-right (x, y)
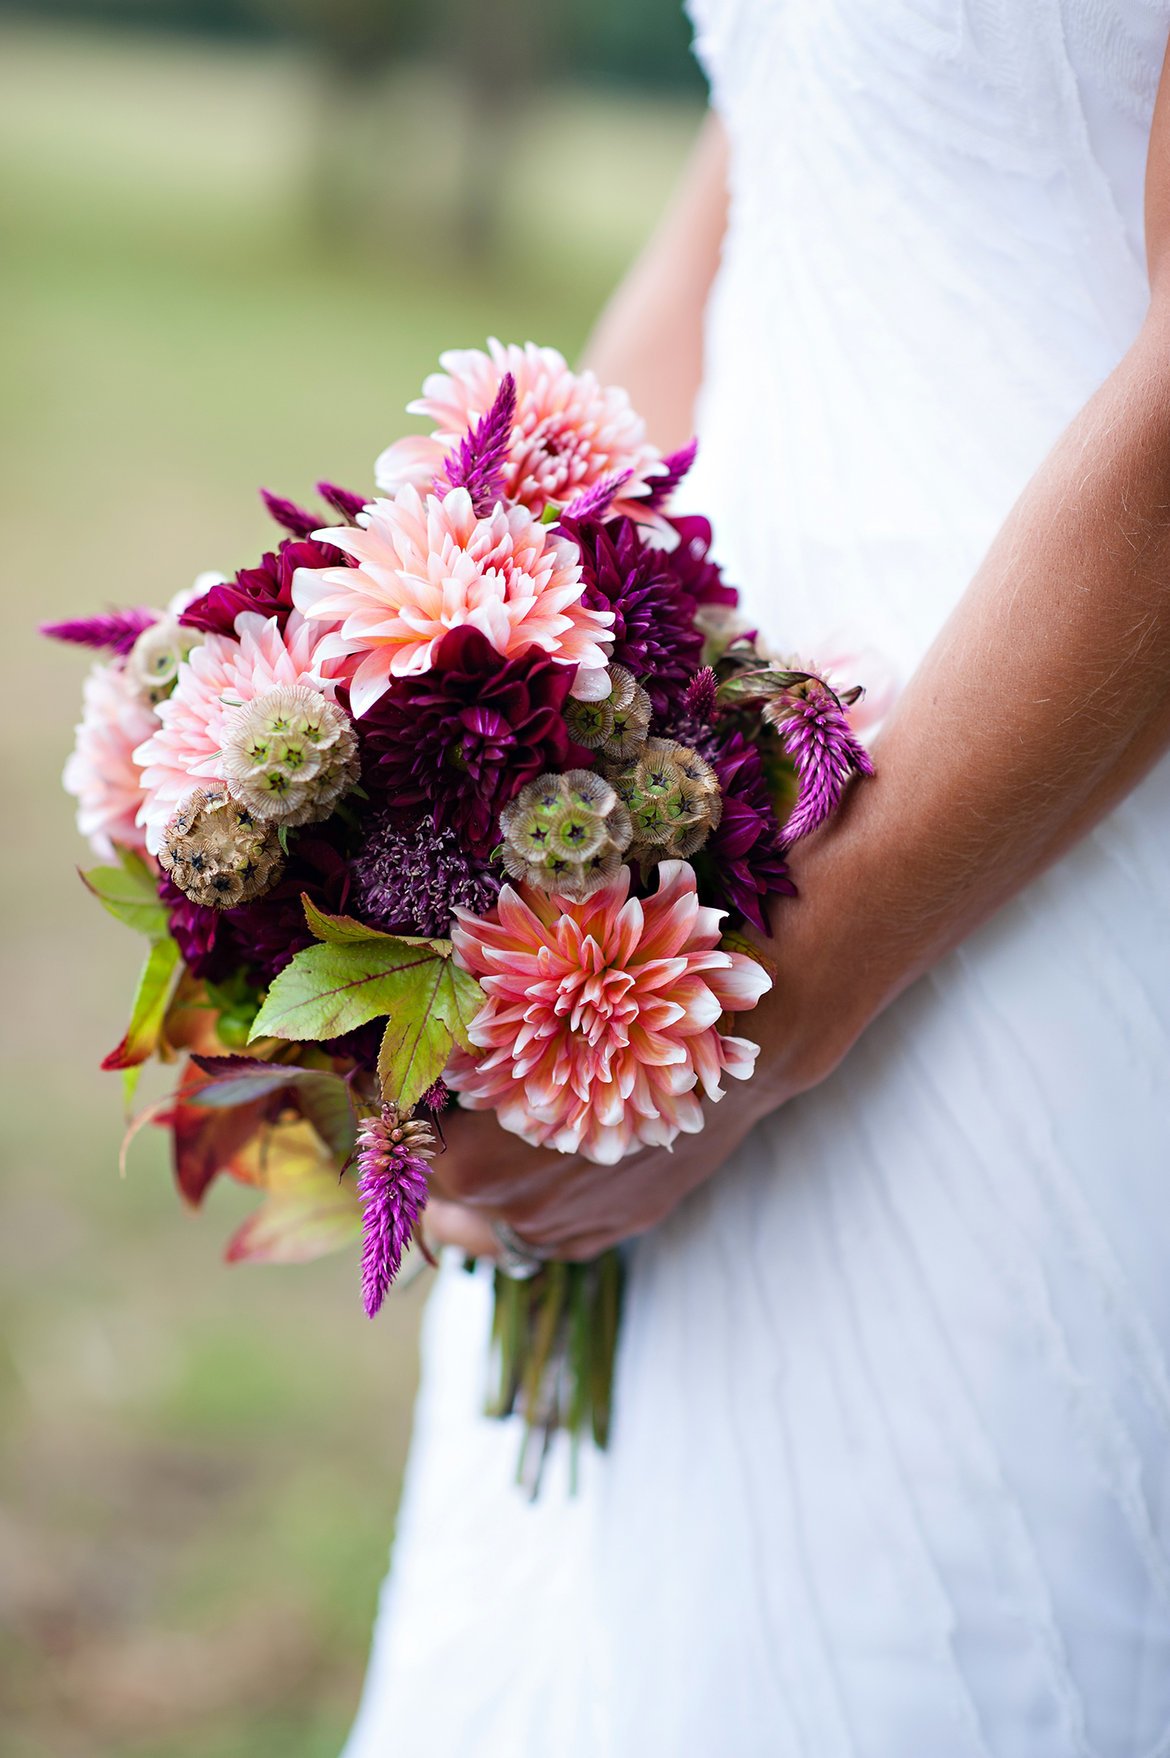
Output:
top-left (133, 611), bottom-right (343, 853)
top-left (292, 484), bottom-right (613, 717)
top-left (446, 861), bottom-right (771, 1165)
top-left (375, 339), bottom-right (662, 516)
top-left (64, 659), bottom-right (159, 858)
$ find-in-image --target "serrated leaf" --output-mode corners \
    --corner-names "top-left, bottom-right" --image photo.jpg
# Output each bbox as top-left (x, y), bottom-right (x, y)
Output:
top-left (81, 849), bottom-right (169, 938)
top-left (377, 985), bottom-right (451, 1115)
top-left (249, 937), bottom-right (433, 1043)
top-left (435, 960), bottom-right (485, 1053)
top-left (101, 936), bottom-right (181, 1070)
top-left (301, 895), bottom-right (395, 945)
top-left (224, 1119), bottom-right (362, 1265)
top-left (375, 951), bottom-right (485, 1109)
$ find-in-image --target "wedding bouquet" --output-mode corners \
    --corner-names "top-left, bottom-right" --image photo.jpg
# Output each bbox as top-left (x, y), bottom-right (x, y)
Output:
top-left (46, 340), bottom-right (874, 1479)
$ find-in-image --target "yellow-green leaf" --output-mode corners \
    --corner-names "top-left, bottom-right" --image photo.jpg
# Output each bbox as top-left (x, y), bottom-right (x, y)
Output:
top-left (102, 936), bottom-right (181, 1070)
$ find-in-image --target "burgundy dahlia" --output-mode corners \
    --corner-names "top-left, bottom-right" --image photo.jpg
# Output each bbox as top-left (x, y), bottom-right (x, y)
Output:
top-left (360, 626), bottom-right (587, 850)
top-left (563, 515), bottom-right (725, 718)
top-left (180, 537), bottom-right (347, 639)
top-left (700, 730), bottom-right (795, 933)
top-left (351, 808), bottom-right (500, 937)
top-left (356, 1106), bottom-right (435, 1317)
top-left (161, 879), bottom-right (237, 983)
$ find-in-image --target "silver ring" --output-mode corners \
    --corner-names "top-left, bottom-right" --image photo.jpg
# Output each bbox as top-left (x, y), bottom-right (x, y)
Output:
top-left (491, 1219), bottom-right (544, 1280)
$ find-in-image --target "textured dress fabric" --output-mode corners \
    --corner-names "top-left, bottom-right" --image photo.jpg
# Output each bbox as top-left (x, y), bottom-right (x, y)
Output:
top-left (342, 4), bottom-right (1170, 1754)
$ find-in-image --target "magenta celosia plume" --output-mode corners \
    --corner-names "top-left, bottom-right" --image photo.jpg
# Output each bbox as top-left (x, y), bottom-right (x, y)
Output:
top-left (355, 1108), bottom-right (431, 1317)
top-left (445, 862), bottom-right (772, 1165)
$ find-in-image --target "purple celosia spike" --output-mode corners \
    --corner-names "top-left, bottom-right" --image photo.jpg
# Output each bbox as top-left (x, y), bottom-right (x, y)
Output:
top-left (562, 469), bottom-right (632, 522)
top-left (40, 607), bottom-right (156, 656)
top-left (434, 373), bottom-right (517, 515)
top-left (421, 1078), bottom-right (451, 1114)
top-left (777, 688), bottom-right (875, 844)
top-left (316, 480), bottom-right (368, 522)
top-left (260, 488), bottom-right (320, 538)
top-left (682, 665), bottom-right (719, 724)
top-left (356, 1107), bottom-right (432, 1317)
top-left (640, 438), bottom-right (698, 511)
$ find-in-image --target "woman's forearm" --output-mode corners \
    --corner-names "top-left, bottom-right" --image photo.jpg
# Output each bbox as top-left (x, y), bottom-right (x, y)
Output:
top-left (769, 307), bottom-right (1170, 1086)
top-left (582, 113), bottom-right (729, 452)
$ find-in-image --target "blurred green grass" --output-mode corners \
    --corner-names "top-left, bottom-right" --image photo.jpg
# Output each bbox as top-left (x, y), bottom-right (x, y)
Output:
top-left (0, 20), bottom-right (698, 1754)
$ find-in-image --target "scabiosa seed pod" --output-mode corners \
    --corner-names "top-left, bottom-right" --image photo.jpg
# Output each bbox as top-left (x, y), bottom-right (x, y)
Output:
top-left (609, 737), bottom-right (723, 865)
top-left (356, 1104), bottom-right (436, 1317)
top-left (158, 785), bottom-right (284, 909)
top-left (499, 768), bottom-right (633, 901)
top-left (126, 616), bottom-right (200, 705)
top-left (564, 663), bottom-right (652, 761)
top-left (219, 683), bottom-right (359, 827)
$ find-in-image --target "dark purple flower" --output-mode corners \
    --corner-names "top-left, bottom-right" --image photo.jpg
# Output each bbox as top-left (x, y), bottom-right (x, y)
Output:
top-left (771, 687), bottom-right (875, 843)
top-left (160, 827), bottom-right (353, 984)
top-left (41, 607), bottom-right (156, 657)
top-left (260, 488), bottom-right (320, 538)
top-left (316, 480), bottom-right (367, 522)
top-left (700, 730), bottom-right (795, 933)
top-left (434, 373), bottom-right (516, 515)
top-left (663, 514), bottom-right (738, 613)
top-left (682, 665), bottom-right (719, 724)
top-left (161, 880), bottom-right (237, 983)
top-left (360, 626), bottom-right (587, 850)
top-left (223, 830), bottom-right (353, 982)
top-left (563, 515), bottom-right (705, 718)
top-left (356, 1106), bottom-right (434, 1316)
top-left (180, 537), bottom-right (346, 639)
top-left (351, 808), bottom-right (499, 937)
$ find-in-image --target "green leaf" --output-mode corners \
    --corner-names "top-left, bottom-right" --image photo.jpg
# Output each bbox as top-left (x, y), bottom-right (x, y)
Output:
top-left (376, 950), bottom-right (485, 1110)
top-left (102, 935), bottom-right (182, 1070)
top-left (249, 936), bottom-right (443, 1044)
top-left (81, 848), bottom-right (169, 938)
top-left (435, 960), bottom-right (486, 1054)
top-left (301, 895), bottom-right (396, 945)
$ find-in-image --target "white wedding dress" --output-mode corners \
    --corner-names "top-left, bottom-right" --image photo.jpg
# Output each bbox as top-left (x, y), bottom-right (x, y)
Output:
top-left (343, 4), bottom-right (1170, 1753)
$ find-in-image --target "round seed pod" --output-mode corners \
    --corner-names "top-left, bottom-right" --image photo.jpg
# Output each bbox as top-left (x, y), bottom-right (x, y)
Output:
top-left (565, 664), bottom-right (652, 761)
top-left (608, 737), bottom-right (723, 866)
top-left (219, 683), bottom-right (359, 827)
top-left (159, 785), bottom-right (284, 909)
top-left (499, 768), bottom-right (633, 901)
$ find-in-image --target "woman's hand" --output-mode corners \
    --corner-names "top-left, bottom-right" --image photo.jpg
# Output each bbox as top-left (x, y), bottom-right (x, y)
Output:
top-left (423, 855), bottom-right (870, 1261)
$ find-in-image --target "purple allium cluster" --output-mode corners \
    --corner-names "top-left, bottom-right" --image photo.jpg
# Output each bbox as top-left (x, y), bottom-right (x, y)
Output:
top-left (351, 809), bottom-right (500, 938)
top-left (359, 626), bottom-right (587, 850)
top-left (356, 1106), bottom-right (434, 1317)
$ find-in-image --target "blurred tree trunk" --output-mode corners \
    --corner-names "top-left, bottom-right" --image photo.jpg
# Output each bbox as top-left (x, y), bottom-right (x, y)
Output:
top-left (445, 0), bottom-right (546, 262)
